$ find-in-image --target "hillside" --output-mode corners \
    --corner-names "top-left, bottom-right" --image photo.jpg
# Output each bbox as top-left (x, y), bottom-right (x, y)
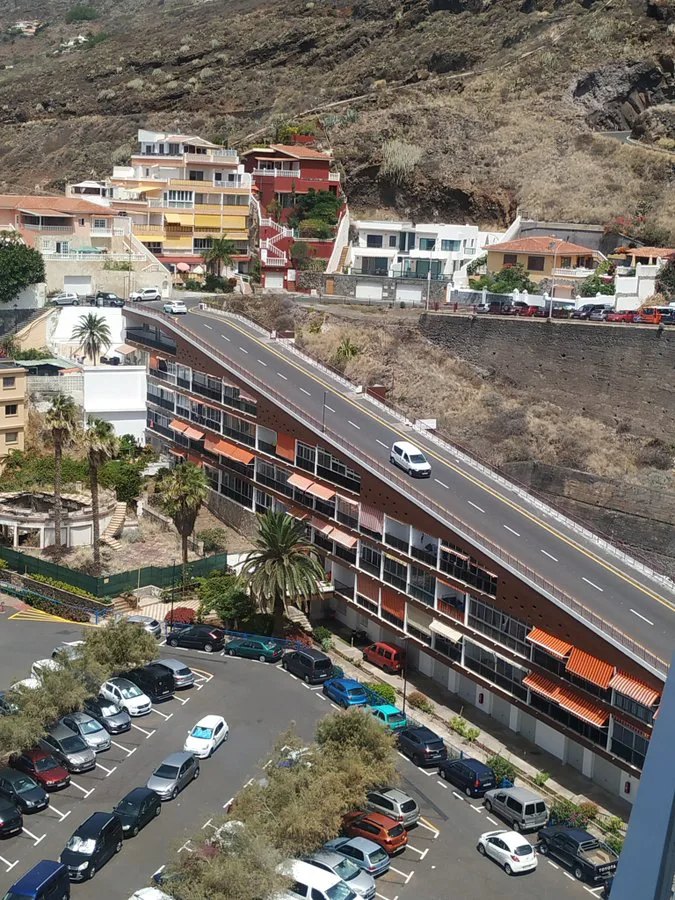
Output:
top-left (0, 0), bottom-right (673, 237)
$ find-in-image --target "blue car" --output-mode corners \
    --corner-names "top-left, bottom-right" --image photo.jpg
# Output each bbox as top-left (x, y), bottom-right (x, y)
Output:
top-left (322, 677), bottom-right (369, 708)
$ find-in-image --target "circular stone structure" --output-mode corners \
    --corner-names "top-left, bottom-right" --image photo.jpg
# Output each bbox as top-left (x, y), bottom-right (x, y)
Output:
top-left (0, 488), bottom-right (117, 550)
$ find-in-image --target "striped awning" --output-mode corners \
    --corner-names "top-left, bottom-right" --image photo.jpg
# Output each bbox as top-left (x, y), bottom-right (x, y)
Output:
top-left (330, 527), bottom-right (357, 549)
top-left (288, 473), bottom-right (314, 492)
top-left (182, 425), bottom-right (204, 441)
top-left (407, 604), bottom-right (433, 635)
top-left (305, 481), bottom-right (336, 501)
top-left (356, 574), bottom-right (380, 603)
top-left (523, 672), bottom-right (562, 702)
top-left (276, 432), bottom-right (296, 462)
top-left (557, 686), bottom-right (609, 728)
top-left (204, 437), bottom-right (254, 465)
top-left (565, 648), bottom-right (614, 690)
top-left (609, 672), bottom-right (660, 708)
top-left (310, 517), bottom-right (334, 537)
top-left (359, 503), bottom-right (384, 533)
top-left (381, 589), bottom-right (405, 620)
top-left (526, 627), bottom-right (573, 660)
top-left (612, 714), bottom-right (651, 740)
top-left (170, 419), bottom-right (187, 433)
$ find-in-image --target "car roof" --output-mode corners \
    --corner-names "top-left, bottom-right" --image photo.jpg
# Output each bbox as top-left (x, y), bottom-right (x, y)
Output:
top-left (544, 825), bottom-right (593, 840)
top-left (283, 859), bottom-right (340, 888)
top-left (158, 751), bottom-right (193, 766)
top-left (6, 859), bottom-right (65, 891)
top-left (309, 849), bottom-right (345, 867)
top-left (47, 722), bottom-right (78, 739)
top-left (74, 811), bottom-right (118, 836)
top-left (405, 725), bottom-right (440, 740)
top-left (448, 756), bottom-right (493, 772)
top-left (488, 786), bottom-right (544, 802)
top-left (63, 711), bottom-right (94, 723)
top-left (0, 766), bottom-right (26, 781)
top-left (128, 615), bottom-right (155, 623)
top-left (392, 440), bottom-right (424, 454)
top-left (295, 647), bottom-right (329, 660)
top-left (327, 835), bottom-right (382, 854)
top-left (372, 704), bottom-right (401, 714)
top-left (194, 715), bottom-right (223, 729)
top-left (0, 795), bottom-right (18, 810)
top-left (108, 676), bottom-right (135, 687)
top-left (118, 786), bottom-right (157, 803)
top-left (156, 658), bottom-right (190, 671)
top-left (22, 746), bottom-right (52, 760)
top-left (357, 811), bottom-right (397, 828)
top-left (372, 787), bottom-right (413, 803)
top-left (332, 677), bottom-right (362, 688)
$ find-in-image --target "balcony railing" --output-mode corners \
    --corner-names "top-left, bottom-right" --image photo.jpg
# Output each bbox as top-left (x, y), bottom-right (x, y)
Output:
top-left (184, 150), bottom-right (239, 162)
top-left (334, 581), bottom-right (355, 600)
top-left (411, 544), bottom-right (438, 566)
top-left (90, 228), bottom-right (113, 237)
top-left (23, 224), bottom-right (73, 232)
top-left (359, 558), bottom-right (381, 577)
top-left (552, 267), bottom-right (596, 278)
top-left (384, 532), bottom-right (409, 554)
top-left (253, 168), bottom-right (340, 183)
top-left (148, 394), bottom-right (175, 412)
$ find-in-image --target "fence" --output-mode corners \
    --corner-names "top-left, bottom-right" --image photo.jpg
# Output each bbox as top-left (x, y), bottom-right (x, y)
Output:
top-left (0, 547), bottom-right (229, 598)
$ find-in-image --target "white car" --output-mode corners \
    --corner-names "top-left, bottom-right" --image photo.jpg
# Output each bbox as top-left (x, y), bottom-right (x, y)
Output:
top-left (389, 440), bottom-right (432, 478)
top-left (51, 291), bottom-right (80, 306)
top-left (128, 890), bottom-right (173, 900)
top-left (100, 677), bottom-right (152, 716)
top-left (184, 714), bottom-right (229, 758)
top-left (31, 658), bottom-right (61, 678)
top-left (129, 287), bottom-right (161, 302)
top-left (52, 640), bottom-right (85, 661)
top-left (163, 300), bottom-right (187, 315)
top-left (11, 677), bottom-right (40, 692)
top-left (477, 829), bottom-right (538, 875)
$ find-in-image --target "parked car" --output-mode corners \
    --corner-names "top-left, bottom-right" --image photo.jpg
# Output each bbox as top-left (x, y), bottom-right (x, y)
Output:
top-left (113, 787), bottom-right (162, 838)
top-left (51, 292), bottom-right (80, 306)
top-left (281, 648), bottom-right (333, 684)
top-left (0, 690), bottom-right (18, 715)
top-left (571, 303), bottom-right (609, 320)
top-left (146, 751), bottom-right (199, 801)
top-left (11, 747), bottom-right (70, 791)
top-left (184, 714), bottom-right (229, 758)
top-left (166, 625), bottom-right (225, 653)
top-left (369, 704), bottom-right (407, 732)
top-left (99, 678), bottom-right (152, 716)
top-left (3, 860), bottom-right (70, 900)
top-left (0, 795), bottom-right (22, 837)
top-left (537, 826), bottom-right (619, 883)
top-left (40, 723), bottom-right (96, 773)
top-left (588, 305), bottom-right (614, 321)
top-left (225, 636), bottom-right (284, 663)
top-left (306, 848), bottom-right (376, 899)
top-left (323, 836), bottom-right (390, 878)
top-left (126, 615), bottom-right (162, 638)
top-left (60, 712), bottom-right (112, 753)
top-left (129, 287), bottom-right (161, 302)
top-left (362, 642), bottom-right (405, 674)
top-left (51, 640), bottom-right (85, 661)
top-left (365, 788), bottom-right (419, 828)
top-left (483, 786), bottom-right (548, 832)
top-left (0, 767), bottom-right (49, 813)
top-left (95, 291), bottom-right (124, 307)
top-left (342, 811), bottom-right (408, 855)
top-left (438, 757), bottom-right (496, 797)
top-left (477, 829), bottom-right (538, 875)
top-left (163, 300), bottom-right (187, 315)
top-left (322, 677), bottom-right (369, 708)
top-left (31, 658), bottom-right (60, 679)
top-left (389, 440), bottom-right (431, 478)
top-left (606, 309), bottom-right (637, 323)
top-left (83, 696), bottom-right (131, 734)
top-left (397, 726), bottom-right (447, 767)
top-left (60, 811), bottom-right (123, 881)
top-left (154, 658), bottom-right (195, 689)
top-left (124, 664), bottom-right (175, 703)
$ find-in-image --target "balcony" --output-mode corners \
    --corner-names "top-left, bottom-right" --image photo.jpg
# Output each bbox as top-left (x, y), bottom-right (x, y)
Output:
top-left (148, 394), bottom-right (175, 412)
top-left (334, 581), bottom-right (355, 600)
top-left (126, 327), bottom-right (176, 354)
top-left (90, 228), bottom-right (113, 237)
top-left (411, 544), bottom-right (438, 566)
top-left (133, 224), bottom-right (165, 235)
top-left (23, 224), bottom-right (73, 233)
top-left (384, 532), bottom-right (409, 554)
top-left (552, 267), bottom-right (597, 279)
top-left (184, 150), bottom-right (239, 162)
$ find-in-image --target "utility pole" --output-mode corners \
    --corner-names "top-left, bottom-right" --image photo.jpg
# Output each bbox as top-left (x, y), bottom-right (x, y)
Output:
top-left (322, 391), bottom-right (327, 432)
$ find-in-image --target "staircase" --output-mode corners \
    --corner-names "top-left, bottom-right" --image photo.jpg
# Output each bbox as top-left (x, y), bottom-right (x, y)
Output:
top-left (112, 594), bottom-right (134, 616)
top-left (336, 244), bottom-right (350, 273)
top-left (101, 502), bottom-right (126, 552)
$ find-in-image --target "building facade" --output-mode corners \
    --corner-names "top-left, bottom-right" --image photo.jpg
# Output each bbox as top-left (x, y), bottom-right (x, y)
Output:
top-left (125, 306), bottom-right (663, 802)
top-left (486, 235), bottom-right (602, 295)
top-left (0, 363), bottom-right (26, 468)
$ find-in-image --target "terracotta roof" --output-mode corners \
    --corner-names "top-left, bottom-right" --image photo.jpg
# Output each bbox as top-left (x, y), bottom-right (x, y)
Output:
top-left (485, 235), bottom-right (597, 256)
top-left (243, 144), bottom-right (332, 160)
top-left (628, 246), bottom-right (675, 258)
top-left (609, 671), bottom-right (660, 708)
top-left (565, 648), bottom-right (614, 690)
top-left (525, 627), bottom-right (573, 660)
top-left (0, 194), bottom-right (106, 215)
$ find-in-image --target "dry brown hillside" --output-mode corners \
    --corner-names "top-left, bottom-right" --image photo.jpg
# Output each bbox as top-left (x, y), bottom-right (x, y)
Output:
top-left (0, 0), bottom-right (673, 236)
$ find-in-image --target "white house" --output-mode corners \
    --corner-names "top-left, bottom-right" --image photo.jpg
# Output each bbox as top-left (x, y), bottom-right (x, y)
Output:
top-left (82, 366), bottom-right (147, 443)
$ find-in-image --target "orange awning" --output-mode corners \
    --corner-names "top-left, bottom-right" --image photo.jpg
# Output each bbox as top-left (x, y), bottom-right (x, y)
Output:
top-left (523, 672), bottom-right (562, 702)
top-left (357, 574), bottom-right (380, 603)
top-left (330, 528), bottom-right (358, 549)
top-left (310, 517), bottom-right (335, 537)
top-left (183, 426), bottom-right (205, 441)
top-left (610, 672), bottom-right (660, 708)
top-left (205, 437), bottom-right (254, 465)
top-left (557, 686), bottom-right (609, 728)
top-left (565, 648), bottom-right (614, 690)
top-left (612, 713), bottom-right (651, 740)
top-left (526, 627), bottom-right (573, 660)
top-left (288, 473), bottom-right (314, 492)
top-left (169, 448), bottom-right (186, 458)
top-left (381, 588), bottom-right (405, 620)
top-left (305, 481), bottom-right (336, 501)
top-left (276, 432), bottom-right (296, 462)
top-left (170, 419), bottom-right (187, 433)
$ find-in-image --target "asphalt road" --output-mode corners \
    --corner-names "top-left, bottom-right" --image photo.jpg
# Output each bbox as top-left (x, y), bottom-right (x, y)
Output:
top-left (131, 301), bottom-right (675, 672)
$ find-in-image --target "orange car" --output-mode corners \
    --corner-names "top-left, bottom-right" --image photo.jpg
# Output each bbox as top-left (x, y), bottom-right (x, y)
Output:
top-left (342, 810), bottom-right (409, 854)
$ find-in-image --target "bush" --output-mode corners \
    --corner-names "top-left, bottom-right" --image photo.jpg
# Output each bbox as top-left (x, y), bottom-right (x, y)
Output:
top-left (164, 605), bottom-right (196, 626)
top-left (100, 459), bottom-right (144, 504)
top-left (549, 797), bottom-right (597, 828)
top-left (635, 438), bottom-right (673, 470)
top-left (313, 626), bottom-right (334, 650)
top-left (532, 770), bottom-right (550, 787)
top-left (197, 528), bottom-right (228, 553)
top-left (380, 139), bottom-right (423, 185)
top-left (604, 815), bottom-right (624, 836)
top-left (363, 681), bottom-right (397, 706)
top-left (0, 559), bottom-right (7, 570)
top-left (23, 593), bottom-right (90, 623)
top-left (28, 573), bottom-right (98, 602)
top-left (486, 754), bottom-right (517, 785)
top-left (578, 801), bottom-right (599, 822)
top-left (605, 833), bottom-right (624, 855)
top-left (407, 691), bottom-right (434, 714)
top-left (66, 4), bottom-right (99, 22)
top-left (450, 716), bottom-right (480, 742)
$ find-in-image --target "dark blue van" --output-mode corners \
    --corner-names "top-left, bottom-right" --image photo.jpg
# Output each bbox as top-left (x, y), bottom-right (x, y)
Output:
top-left (2, 859), bottom-right (70, 900)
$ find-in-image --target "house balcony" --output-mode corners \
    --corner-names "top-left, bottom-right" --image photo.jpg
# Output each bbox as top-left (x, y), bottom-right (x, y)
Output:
top-left (90, 228), bottom-right (113, 237)
top-left (133, 224), bottom-right (165, 235)
top-left (252, 168), bottom-right (339, 183)
top-left (23, 224), bottom-right (73, 233)
top-left (184, 150), bottom-right (239, 162)
top-left (552, 267), bottom-right (597, 279)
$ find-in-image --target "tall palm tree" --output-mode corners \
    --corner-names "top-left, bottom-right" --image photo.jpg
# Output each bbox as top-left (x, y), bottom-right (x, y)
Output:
top-left (204, 237), bottom-right (236, 277)
top-left (83, 418), bottom-right (119, 574)
top-left (160, 463), bottom-right (209, 584)
top-left (45, 394), bottom-right (79, 552)
top-left (241, 510), bottom-right (325, 636)
top-left (70, 313), bottom-right (112, 366)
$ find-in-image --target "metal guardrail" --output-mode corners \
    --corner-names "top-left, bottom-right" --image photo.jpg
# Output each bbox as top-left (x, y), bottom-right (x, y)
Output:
top-left (127, 306), bottom-right (670, 677)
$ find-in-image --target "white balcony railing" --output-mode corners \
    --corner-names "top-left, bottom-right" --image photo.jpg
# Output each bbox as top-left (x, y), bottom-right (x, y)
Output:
top-left (43, 251), bottom-right (146, 261)
top-left (23, 224), bottom-right (73, 233)
top-left (252, 168), bottom-right (339, 184)
top-left (328, 172), bottom-right (341, 182)
top-left (90, 228), bottom-right (113, 237)
top-left (552, 267), bottom-right (596, 278)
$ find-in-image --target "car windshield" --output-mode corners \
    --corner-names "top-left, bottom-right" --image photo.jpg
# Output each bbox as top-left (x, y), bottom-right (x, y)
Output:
top-left (516, 844), bottom-right (533, 856)
top-left (409, 454), bottom-right (426, 463)
top-left (116, 798), bottom-right (140, 813)
top-left (100, 703), bottom-right (119, 716)
top-left (191, 726), bottom-right (213, 740)
top-left (334, 857), bottom-right (360, 880)
top-left (387, 712), bottom-right (406, 724)
top-left (67, 835), bottom-right (96, 855)
top-left (61, 736), bottom-right (87, 753)
top-left (34, 756), bottom-right (58, 772)
top-left (315, 659), bottom-right (333, 671)
top-left (388, 824), bottom-right (405, 837)
top-left (118, 683), bottom-right (142, 699)
top-left (154, 764), bottom-right (179, 780)
top-left (13, 777), bottom-right (35, 793)
top-left (326, 884), bottom-right (355, 900)
top-left (370, 848), bottom-right (388, 864)
top-left (80, 719), bottom-right (104, 734)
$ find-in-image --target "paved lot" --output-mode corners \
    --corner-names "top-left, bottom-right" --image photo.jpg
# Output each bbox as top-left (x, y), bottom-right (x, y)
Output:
top-left (0, 619), bottom-right (604, 899)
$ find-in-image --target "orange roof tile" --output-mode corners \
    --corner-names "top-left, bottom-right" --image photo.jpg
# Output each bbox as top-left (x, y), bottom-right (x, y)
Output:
top-left (0, 193), bottom-right (107, 215)
top-left (243, 144), bottom-right (332, 161)
top-left (485, 235), bottom-right (598, 256)
top-left (565, 648), bottom-right (614, 690)
top-left (628, 246), bottom-right (675, 258)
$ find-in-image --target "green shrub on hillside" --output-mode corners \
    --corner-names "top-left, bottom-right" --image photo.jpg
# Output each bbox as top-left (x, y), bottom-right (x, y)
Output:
top-left (65, 4), bottom-right (99, 23)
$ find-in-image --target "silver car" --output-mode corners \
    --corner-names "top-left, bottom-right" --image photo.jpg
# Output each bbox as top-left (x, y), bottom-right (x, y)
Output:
top-left (40, 723), bottom-right (96, 773)
top-left (365, 788), bottom-right (419, 828)
top-left (155, 658), bottom-right (195, 689)
top-left (60, 712), bottom-right (111, 753)
top-left (127, 615), bottom-right (162, 639)
top-left (307, 850), bottom-right (376, 899)
top-left (146, 752), bottom-right (199, 801)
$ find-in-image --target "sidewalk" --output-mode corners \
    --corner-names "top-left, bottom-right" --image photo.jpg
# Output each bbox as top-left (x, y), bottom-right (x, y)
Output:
top-left (328, 631), bottom-right (631, 824)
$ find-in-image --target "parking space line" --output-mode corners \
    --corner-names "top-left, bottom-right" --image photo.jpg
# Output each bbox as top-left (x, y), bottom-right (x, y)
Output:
top-left (451, 791), bottom-right (463, 800)
top-left (315, 693), bottom-right (326, 701)
top-left (69, 780), bottom-right (95, 798)
top-left (149, 708), bottom-right (173, 721)
top-left (190, 668), bottom-right (213, 681)
top-left (174, 695), bottom-right (190, 705)
top-left (417, 817), bottom-right (440, 837)
top-left (375, 892), bottom-right (397, 900)
top-left (330, 703), bottom-right (339, 710)
top-left (46, 803), bottom-right (71, 822)
top-left (546, 860), bottom-right (559, 869)
top-left (389, 865), bottom-right (414, 884)
top-left (485, 815), bottom-right (498, 826)
top-left (20, 825), bottom-right (46, 845)
top-left (470, 804), bottom-right (483, 814)
top-left (131, 723), bottom-right (156, 738)
top-left (158, 639), bottom-right (166, 647)
top-left (96, 761), bottom-right (117, 777)
top-left (152, 865), bottom-right (165, 879)
top-left (406, 845), bottom-right (427, 859)
top-left (110, 740), bottom-right (136, 756)
top-left (177, 840), bottom-right (194, 853)
top-left (0, 855), bottom-right (18, 872)
top-left (564, 872), bottom-right (575, 880)
top-left (584, 888), bottom-right (604, 896)
top-left (223, 795), bottom-right (235, 810)
top-left (436, 779), bottom-right (448, 789)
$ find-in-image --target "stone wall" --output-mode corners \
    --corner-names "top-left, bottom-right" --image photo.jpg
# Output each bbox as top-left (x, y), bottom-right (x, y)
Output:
top-left (419, 313), bottom-right (675, 441)
top-left (206, 488), bottom-right (258, 541)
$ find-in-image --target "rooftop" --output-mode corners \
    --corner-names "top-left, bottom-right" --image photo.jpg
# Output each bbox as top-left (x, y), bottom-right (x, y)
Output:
top-left (0, 194), bottom-right (108, 215)
top-left (485, 235), bottom-right (598, 256)
top-left (243, 143), bottom-right (333, 160)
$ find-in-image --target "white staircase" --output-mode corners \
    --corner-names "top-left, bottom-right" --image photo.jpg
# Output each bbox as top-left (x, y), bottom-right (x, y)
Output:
top-left (124, 232), bottom-right (171, 275)
top-left (101, 502), bottom-right (126, 552)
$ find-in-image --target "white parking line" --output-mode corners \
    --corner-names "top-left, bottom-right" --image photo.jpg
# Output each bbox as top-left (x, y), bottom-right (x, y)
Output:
top-left (69, 780), bottom-right (95, 798)
top-left (503, 524), bottom-right (520, 537)
top-left (149, 708), bottom-right (173, 721)
top-left (467, 500), bottom-right (485, 513)
top-left (417, 819), bottom-right (439, 836)
top-left (0, 855), bottom-right (18, 872)
top-left (397, 751), bottom-right (409, 762)
top-left (20, 826), bottom-right (46, 846)
top-left (389, 865), bottom-right (414, 883)
top-left (201, 817), bottom-right (214, 830)
top-left (47, 804), bottom-right (71, 822)
top-left (203, 324), bottom-right (212, 330)
top-left (300, 387), bottom-right (311, 396)
top-left (316, 693), bottom-right (326, 701)
top-left (546, 860), bottom-right (559, 869)
top-left (174, 695), bottom-right (191, 705)
top-left (451, 791), bottom-right (463, 800)
top-left (325, 404), bottom-right (335, 413)
top-left (436, 779), bottom-right (448, 789)
top-left (177, 840), bottom-right (194, 853)
top-left (110, 740), bottom-right (136, 757)
top-left (221, 334), bottom-right (231, 341)
top-left (375, 892), bottom-right (397, 900)
top-left (406, 845), bottom-right (427, 859)
top-left (376, 439), bottom-right (388, 448)
top-left (258, 359), bottom-right (268, 366)
top-left (277, 372), bottom-right (288, 380)
top-left (485, 815), bottom-right (498, 825)
top-left (223, 796), bottom-right (234, 810)
top-left (330, 703), bottom-right (339, 710)
top-left (158, 639), bottom-right (166, 647)
top-left (470, 805), bottom-right (483, 814)
top-left (582, 576), bottom-right (604, 592)
top-left (564, 872), bottom-right (575, 880)
top-left (96, 762), bottom-right (117, 777)
top-left (584, 888), bottom-right (604, 896)
top-left (131, 723), bottom-right (156, 738)
top-left (434, 478), bottom-right (449, 489)
top-left (152, 865), bottom-right (165, 879)
top-left (348, 420), bottom-right (360, 429)
top-left (541, 549), bottom-right (558, 562)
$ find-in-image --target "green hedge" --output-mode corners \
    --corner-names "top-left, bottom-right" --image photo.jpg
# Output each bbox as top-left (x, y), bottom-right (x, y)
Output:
top-left (23, 593), bottom-right (90, 623)
top-left (363, 681), bottom-right (397, 706)
top-left (28, 573), bottom-right (100, 602)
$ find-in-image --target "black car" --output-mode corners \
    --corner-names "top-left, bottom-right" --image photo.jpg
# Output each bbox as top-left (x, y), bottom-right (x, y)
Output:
top-left (398, 726), bottom-right (448, 767)
top-left (281, 648), bottom-right (333, 684)
top-left (61, 812), bottom-right (123, 881)
top-left (83, 697), bottom-right (131, 734)
top-left (113, 787), bottom-right (161, 838)
top-left (166, 625), bottom-right (225, 652)
top-left (0, 796), bottom-right (22, 836)
top-left (0, 767), bottom-right (49, 813)
top-left (124, 665), bottom-right (175, 702)
top-left (438, 757), bottom-right (496, 797)
top-left (0, 691), bottom-right (17, 716)
top-left (93, 292), bottom-right (124, 307)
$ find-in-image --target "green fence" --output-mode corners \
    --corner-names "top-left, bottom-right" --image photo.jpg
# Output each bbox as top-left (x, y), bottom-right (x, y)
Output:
top-left (0, 547), bottom-right (229, 598)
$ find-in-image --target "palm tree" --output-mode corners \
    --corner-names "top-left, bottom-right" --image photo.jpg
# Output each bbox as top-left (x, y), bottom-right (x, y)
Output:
top-left (70, 313), bottom-right (112, 366)
top-left (240, 510), bottom-right (325, 636)
top-left (160, 463), bottom-right (209, 584)
top-left (45, 394), bottom-right (79, 553)
top-left (83, 418), bottom-right (119, 574)
top-left (204, 237), bottom-right (236, 277)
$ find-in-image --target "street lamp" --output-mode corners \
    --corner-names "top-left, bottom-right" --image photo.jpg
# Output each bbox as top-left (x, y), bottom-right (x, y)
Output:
top-left (401, 636), bottom-right (409, 714)
top-left (548, 238), bottom-right (564, 320)
top-left (170, 557), bottom-right (176, 632)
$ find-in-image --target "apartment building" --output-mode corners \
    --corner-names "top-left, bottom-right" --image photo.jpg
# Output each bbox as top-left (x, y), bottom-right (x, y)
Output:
top-left (125, 307), bottom-right (662, 802)
top-left (0, 363), bottom-right (26, 468)
top-left (486, 235), bottom-right (602, 295)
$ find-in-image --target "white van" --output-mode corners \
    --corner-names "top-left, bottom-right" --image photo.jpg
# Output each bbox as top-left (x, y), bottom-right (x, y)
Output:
top-left (389, 441), bottom-right (431, 478)
top-left (279, 859), bottom-right (358, 900)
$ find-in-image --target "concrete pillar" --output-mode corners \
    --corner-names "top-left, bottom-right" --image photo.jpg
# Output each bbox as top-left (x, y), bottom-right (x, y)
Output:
top-left (582, 747), bottom-right (595, 779)
top-left (447, 667), bottom-right (458, 694)
top-left (12, 525), bottom-right (18, 549)
top-left (509, 704), bottom-right (521, 733)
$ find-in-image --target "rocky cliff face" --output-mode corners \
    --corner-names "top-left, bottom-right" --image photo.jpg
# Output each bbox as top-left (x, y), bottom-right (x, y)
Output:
top-left (571, 59), bottom-right (675, 129)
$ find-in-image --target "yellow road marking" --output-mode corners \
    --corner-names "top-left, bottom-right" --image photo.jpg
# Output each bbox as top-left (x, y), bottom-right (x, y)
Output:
top-left (188, 666), bottom-right (214, 680)
top-left (419, 815), bottom-right (440, 835)
top-left (9, 611), bottom-right (100, 627)
top-left (203, 312), bottom-right (675, 617)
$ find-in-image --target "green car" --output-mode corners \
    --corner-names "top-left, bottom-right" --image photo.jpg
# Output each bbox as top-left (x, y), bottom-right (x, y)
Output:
top-left (369, 703), bottom-right (408, 732)
top-left (225, 637), bottom-right (284, 663)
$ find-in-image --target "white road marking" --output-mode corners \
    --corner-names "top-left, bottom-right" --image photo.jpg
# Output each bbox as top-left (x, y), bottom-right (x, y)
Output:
top-left (203, 324), bottom-right (212, 330)
top-left (546, 860), bottom-right (559, 869)
top-left (406, 845), bottom-right (428, 859)
top-left (174, 695), bottom-right (190, 705)
top-left (178, 840), bottom-right (194, 854)
top-left (375, 892), bottom-right (396, 900)
top-left (96, 762), bottom-right (117, 777)
top-left (239, 347), bottom-right (249, 354)
top-left (503, 524), bottom-right (520, 537)
top-left (223, 796), bottom-right (234, 810)
top-left (397, 751), bottom-right (409, 762)
top-left (69, 780), bottom-right (95, 797)
top-left (46, 804), bottom-right (70, 822)
top-left (470, 804), bottom-right (483, 814)
top-left (330, 703), bottom-right (339, 710)
top-left (582, 577), bottom-right (604, 592)
top-left (221, 334), bottom-right (231, 341)
top-left (389, 865), bottom-right (414, 883)
top-left (486, 815), bottom-right (498, 825)
top-left (316, 693), bottom-right (326, 701)
top-left (348, 420), bottom-right (360, 429)
top-left (131, 723), bottom-right (156, 738)
top-left (541, 549), bottom-right (558, 562)
top-left (417, 819), bottom-right (440, 836)
top-left (564, 872), bottom-right (575, 880)
top-left (201, 817), bottom-right (214, 830)
top-left (110, 740), bottom-right (136, 756)
top-left (434, 478), bottom-right (449, 489)
top-left (376, 439), bottom-right (388, 448)
top-left (277, 372), bottom-right (288, 380)
top-left (158, 639), bottom-right (166, 647)
top-left (325, 404), bottom-right (335, 412)
top-left (300, 387), bottom-right (311, 396)
top-left (152, 865), bottom-right (166, 879)
top-left (149, 708), bottom-right (173, 721)
top-left (467, 500), bottom-right (485, 513)
top-left (258, 359), bottom-right (268, 366)
top-left (436, 779), bottom-right (448, 789)
top-left (0, 855), bottom-right (18, 872)
top-left (630, 608), bottom-right (654, 625)
top-left (20, 826), bottom-right (45, 845)
top-left (584, 889), bottom-right (604, 896)
top-left (451, 791), bottom-right (463, 800)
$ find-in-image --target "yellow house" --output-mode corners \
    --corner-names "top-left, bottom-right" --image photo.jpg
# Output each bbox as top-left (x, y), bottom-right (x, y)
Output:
top-left (0, 363), bottom-right (26, 469)
top-left (485, 235), bottom-right (600, 288)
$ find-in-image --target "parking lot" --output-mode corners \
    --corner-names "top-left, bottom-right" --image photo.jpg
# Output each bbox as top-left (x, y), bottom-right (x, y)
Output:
top-left (0, 618), bottom-right (604, 899)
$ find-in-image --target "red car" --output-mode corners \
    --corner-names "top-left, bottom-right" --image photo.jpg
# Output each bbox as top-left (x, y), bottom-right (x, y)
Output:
top-left (606, 310), bottom-right (636, 323)
top-left (11, 748), bottom-right (70, 791)
top-left (343, 810), bottom-right (409, 854)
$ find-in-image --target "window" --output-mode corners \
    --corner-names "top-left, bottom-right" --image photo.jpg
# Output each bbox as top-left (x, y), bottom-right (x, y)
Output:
top-left (529, 692), bottom-right (607, 748)
top-left (468, 597), bottom-right (529, 655)
top-left (356, 593), bottom-right (378, 615)
top-left (2, 377), bottom-right (15, 389)
top-left (383, 555), bottom-right (407, 591)
top-left (408, 565), bottom-right (435, 606)
top-left (222, 411), bottom-right (255, 446)
top-left (388, 235), bottom-right (397, 248)
top-left (559, 256), bottom-right (572, 268)
top-left (440, 547), bottom-right (497, 596)
top-left (611, 722), bottom-right (648, 769)
top-left (359, 543), bottom-right (381, 577)
top-left (219, 471), bottom-right (253, 508)
top-left (434, 634), bottom-right (462, 662)
top-left (189, 171), bottom-right (205, 181)
top-left (168, 143), bottom-right (180, 155)
top-left (93, 218), bottom-right (107, 229)
top-left (366, 234), bottom-right (383, 248)
top-left (419, 238), bottom-right (436, 251)
top-left (296, 442), bottom-right (316, 473)
top-left (441, 239), bottom-right (460, 252)
top-left (502, 253), bottom-right (518, 266)
top-left (532, 646), bottom-right (566, 678)
top-left (408, 624), bottom-right (432, 646)
top-left (4, 431), bottom-right (18, 444)
top-left (317, 448), bottom-right (361, 493)
top-left (194, 238), bottom-right (213, 251)
top-left (527, 255), bottom-right (545, 272)
top-left (256, 460), bottom-right (292, 496)
top-left (4, 404), bottom-right (17, 416)
top-left (464, 641), bottom-right (528, 700)
top-left (613, 692), bottom-right (654, 724)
